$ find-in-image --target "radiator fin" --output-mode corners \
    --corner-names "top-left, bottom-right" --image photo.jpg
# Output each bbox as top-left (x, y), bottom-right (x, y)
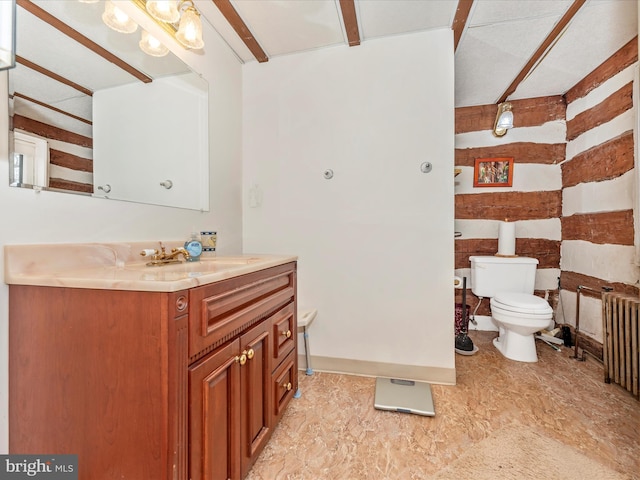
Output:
top-left (602, 292), bottom-right (640, 400)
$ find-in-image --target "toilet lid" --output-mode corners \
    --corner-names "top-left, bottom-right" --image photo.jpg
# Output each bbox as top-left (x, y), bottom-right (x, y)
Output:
top-left (492, 292), bottom-right (553, 315)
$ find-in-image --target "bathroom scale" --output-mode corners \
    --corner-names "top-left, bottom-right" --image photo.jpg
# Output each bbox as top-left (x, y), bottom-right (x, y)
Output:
top-left (374, 377), bottom-right (435, 417)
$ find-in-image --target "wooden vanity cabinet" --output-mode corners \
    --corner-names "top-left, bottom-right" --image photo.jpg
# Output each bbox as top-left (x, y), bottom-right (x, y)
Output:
top-left (9, 286), bottom-right (191, 479)
top-left (188, 263), bottom-right (297, 480)
top-left (9, 262), bottom-right (297, 480)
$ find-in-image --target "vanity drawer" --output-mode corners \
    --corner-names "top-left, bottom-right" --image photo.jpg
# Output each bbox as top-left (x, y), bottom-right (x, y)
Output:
top-left (189, 263), bottom-right (296, 359)
top-left (271, 351), bottom-right (296, 424)
top-left (271, 302), bottom-right (296, 367)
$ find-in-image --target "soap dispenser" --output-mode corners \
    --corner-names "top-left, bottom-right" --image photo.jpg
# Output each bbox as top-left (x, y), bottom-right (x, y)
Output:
top-left (184, 233), bottom-right (202, 262)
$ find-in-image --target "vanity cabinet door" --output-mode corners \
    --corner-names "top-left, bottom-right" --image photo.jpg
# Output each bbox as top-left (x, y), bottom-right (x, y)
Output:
top-left (189, 339), bottom-right (242, 480)
top-left (189, 319), bottom-right (274, 480)
top-left (240, 319), bottom-right (273, 477)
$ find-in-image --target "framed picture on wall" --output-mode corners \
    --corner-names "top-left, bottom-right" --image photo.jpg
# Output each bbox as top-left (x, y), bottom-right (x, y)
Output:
top-left (473, 157), bottom-right (514, 187)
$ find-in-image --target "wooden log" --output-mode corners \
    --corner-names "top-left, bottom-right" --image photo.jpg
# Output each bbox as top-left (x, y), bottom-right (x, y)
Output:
top-left (562, 130), bottom-right (634, 188)
top-left (456, 143), bottom-right (565, 167)
top-left (566, 82), bottom-right (633, 141)
top-left (455, 191), bottom-right (562, 221)
top-left (561, 210), bottom-right (634, 245)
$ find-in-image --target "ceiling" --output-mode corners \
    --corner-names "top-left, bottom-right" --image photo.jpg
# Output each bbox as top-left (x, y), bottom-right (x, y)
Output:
top-left (195, 0), bottom-right (638, 107)
top-left (10, 0), bottom-right (638, 119)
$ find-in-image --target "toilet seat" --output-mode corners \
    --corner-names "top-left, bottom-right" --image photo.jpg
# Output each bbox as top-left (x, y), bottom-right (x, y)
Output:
top-left (491, 292), bottom-right (553, 316)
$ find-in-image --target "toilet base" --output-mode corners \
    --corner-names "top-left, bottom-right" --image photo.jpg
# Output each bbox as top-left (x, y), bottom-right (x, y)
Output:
top-left (493, 332), bottom-right (539, 363)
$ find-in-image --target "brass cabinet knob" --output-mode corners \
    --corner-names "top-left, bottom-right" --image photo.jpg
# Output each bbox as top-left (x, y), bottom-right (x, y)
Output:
top-left (237, 349), bottom-right (254, 365)
top-left (281, 330), bottom-right (292, 338)
top-left (282, 382), bottom-right (292, 391)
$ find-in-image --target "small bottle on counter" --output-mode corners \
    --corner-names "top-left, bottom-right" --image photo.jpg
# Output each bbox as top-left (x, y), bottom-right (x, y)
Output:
top-left (184, 233), bottom-right (203, 262)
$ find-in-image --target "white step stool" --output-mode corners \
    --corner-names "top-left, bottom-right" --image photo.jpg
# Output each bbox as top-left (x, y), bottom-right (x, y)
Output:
top-left (298, 308), bottom-right (317, 376)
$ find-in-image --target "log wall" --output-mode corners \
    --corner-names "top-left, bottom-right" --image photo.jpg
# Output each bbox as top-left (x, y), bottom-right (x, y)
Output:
top-left (11, 101), bottom-right (93, 194)
top-left (454, 37), bottom-right (640, 349)
top-left (557, 36), bottom-right (639, 351)
top-left (454, 96), bottom-right (564, 317)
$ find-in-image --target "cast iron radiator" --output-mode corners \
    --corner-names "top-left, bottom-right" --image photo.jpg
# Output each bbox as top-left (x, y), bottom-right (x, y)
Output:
top-left (602, 292), bottom-right (640, 400)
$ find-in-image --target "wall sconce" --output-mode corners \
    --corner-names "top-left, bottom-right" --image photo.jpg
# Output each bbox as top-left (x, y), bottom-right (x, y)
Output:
top-left (0, 0), bottom-right (16, 71)
top-left (493, 102), bottom-right (514, 137)
top-left (98, 0), bottom-right (204, 57)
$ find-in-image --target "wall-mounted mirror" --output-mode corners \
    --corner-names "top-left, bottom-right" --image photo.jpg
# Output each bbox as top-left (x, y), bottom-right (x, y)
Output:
top-left (0, 0), bottom-right (16, 71)
top-left (8, 0), bottom-right (209, 211)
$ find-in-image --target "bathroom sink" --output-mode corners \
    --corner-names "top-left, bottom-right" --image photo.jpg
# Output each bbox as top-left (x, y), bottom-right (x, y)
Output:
top-left (123, 256), bottom-right (266, 277)
top-left (173, 257), bottom-right (264, 272)
top-left (200, 256), bottom-right (264, 265)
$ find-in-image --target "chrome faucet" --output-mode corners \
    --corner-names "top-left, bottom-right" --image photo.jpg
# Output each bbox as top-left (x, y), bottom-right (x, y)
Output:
top-left (140, 242), bottom-right (191, 266)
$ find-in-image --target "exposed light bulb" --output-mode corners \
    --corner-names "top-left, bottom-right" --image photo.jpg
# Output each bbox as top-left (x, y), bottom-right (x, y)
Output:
top-left (102, 0), bottom-right (138, 34)
top-left (139, 30), bottom-right (169, 57)
top-left (146, 1), bottom-right (180, 24)
top-left (175, 6), bottom-right (204, 49)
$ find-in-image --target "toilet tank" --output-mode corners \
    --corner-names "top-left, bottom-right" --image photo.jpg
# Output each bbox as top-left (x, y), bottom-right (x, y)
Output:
top-left (470, 256), bottom-right (538, 298)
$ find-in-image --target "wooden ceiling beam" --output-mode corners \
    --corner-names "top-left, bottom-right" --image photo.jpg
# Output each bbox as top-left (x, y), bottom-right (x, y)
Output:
top-left (13, 91), bottom-right (92, 125)
top-left (452, 0), bottom-right (474, 52)
top-left (16, 55), bottom-right (93, 97)
top-left (497, 0), bottom-right (587, 103)
top-left (339, 0), bottom-right (360, 47)
top-left (17, 0), bottom-right (152, 84)
top-left (212, 0), bottom-right (269, 63)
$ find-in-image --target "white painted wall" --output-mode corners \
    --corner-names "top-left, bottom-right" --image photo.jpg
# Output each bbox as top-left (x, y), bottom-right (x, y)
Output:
top-left (242, 30), bottom-right (455, 381)
top-left (93, 74), bottom-right (209, 210)
top-left (0, 17), bottom-right (243, 451)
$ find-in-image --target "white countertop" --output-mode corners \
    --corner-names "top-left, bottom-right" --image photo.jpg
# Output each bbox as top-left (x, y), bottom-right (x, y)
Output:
top-left (4, 242), bottom-right (297, 292)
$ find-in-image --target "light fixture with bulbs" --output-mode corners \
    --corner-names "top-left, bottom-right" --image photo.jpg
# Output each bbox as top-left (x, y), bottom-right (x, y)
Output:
top-left (493, 102), bottom-right (514, 137)
top-left (95, 0), bottom-right (205, 57)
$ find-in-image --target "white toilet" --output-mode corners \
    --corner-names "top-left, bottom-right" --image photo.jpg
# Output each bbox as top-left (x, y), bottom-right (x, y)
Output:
top-left (469, 256), bottom-right (554, 362)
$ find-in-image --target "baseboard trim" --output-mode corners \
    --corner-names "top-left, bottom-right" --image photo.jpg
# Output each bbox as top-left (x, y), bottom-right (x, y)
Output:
top-left (298, 354), bottom-right (456, 385)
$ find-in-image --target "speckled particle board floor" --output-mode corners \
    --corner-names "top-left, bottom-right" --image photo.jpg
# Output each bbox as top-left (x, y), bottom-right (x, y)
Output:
top-left (246, 331), bottom-right (639, 479)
